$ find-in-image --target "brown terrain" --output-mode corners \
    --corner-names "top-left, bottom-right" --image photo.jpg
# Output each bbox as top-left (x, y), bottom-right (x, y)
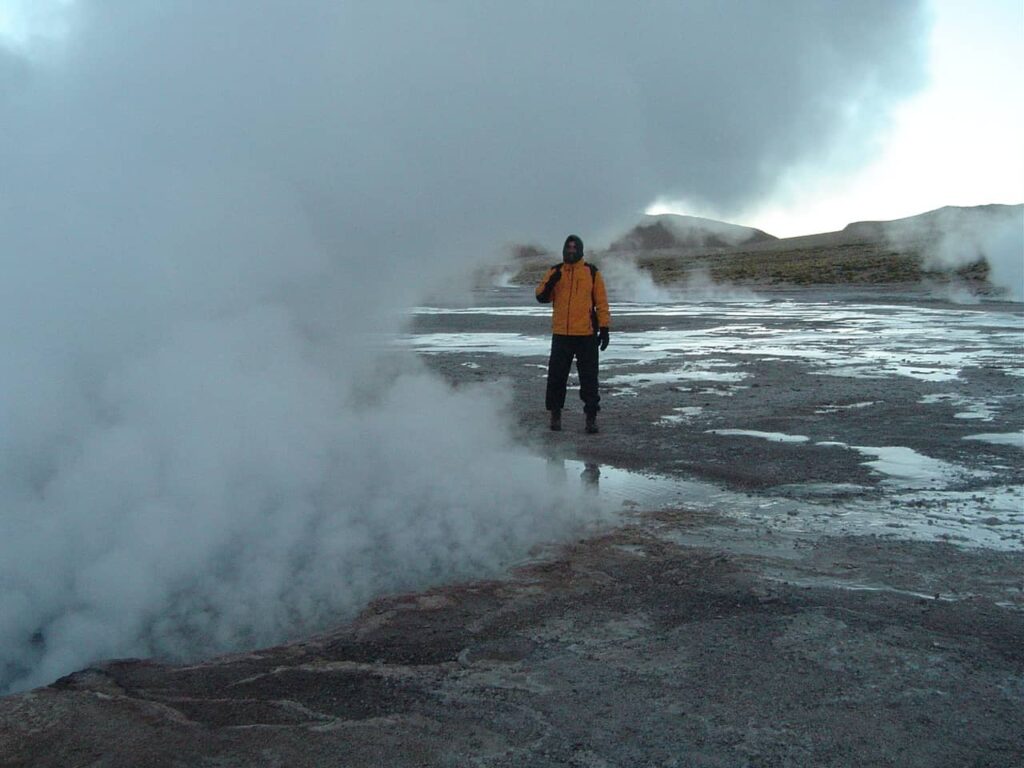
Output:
top-left (2, 204), bottom-right (1022, 767)
top-left (511, 204), bottom-right (1020, 289)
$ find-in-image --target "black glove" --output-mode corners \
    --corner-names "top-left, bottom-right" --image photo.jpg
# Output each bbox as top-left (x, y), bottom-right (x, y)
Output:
top-left (537, 269), bottom-right (561, 303)
top-left (598, 327), bottom-right (610, 351)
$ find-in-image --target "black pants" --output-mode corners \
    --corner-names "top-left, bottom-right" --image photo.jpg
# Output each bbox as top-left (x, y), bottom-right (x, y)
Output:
top-left (545, 334), bottom-right (600, 415)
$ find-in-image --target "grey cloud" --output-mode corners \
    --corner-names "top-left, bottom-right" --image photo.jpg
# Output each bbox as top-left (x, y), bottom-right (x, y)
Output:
top-left (8, 1), bottom-right (930, 257)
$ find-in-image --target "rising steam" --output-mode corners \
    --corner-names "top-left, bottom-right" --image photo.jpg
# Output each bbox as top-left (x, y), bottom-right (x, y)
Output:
top-left (880, 205), bottom-right (1024, 301)
top-left (0, 0), bottom-right (930, 692)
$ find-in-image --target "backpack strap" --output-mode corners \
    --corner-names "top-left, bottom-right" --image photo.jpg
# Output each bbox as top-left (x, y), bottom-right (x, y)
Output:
top-left (588, 263), bottom-right (599, 334)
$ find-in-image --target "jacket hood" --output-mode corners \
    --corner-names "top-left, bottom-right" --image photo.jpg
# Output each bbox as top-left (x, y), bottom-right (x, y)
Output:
top-left (562, 234), bottom-right (584, 264)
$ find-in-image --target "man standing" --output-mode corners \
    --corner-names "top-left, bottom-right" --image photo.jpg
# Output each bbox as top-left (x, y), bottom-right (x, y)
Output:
top-left (536, 234), bottom-right (611, 433)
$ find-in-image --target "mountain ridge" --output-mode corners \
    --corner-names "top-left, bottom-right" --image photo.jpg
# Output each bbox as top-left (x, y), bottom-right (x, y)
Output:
top-left (609, 213), bottom-right (777, 251)
top-left (505, 202), bottom-right (1022, 292)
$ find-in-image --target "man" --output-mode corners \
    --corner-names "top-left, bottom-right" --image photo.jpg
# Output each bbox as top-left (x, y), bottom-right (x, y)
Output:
top-left (536, 234), bottom-right (611, 433)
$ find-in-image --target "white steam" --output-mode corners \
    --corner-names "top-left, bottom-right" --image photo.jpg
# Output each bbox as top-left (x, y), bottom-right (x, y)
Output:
top-left (678, 267), bottom-right (764, 302)
top-left (599, 259), bottom-right (762, 304)
top-left (981, 220), bottom-right (1024, 301)
top-left (880, 206), bottom-right (1024, 301)
top-left (5, 362), bottom-right (589, 691)
top-left (0, 1), bottom-right (929, 691)
top-left (600, 257), bottom-right (676, 303)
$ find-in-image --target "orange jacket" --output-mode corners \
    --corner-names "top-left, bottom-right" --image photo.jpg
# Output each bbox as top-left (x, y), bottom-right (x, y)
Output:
top-left (535, 260), bottom-right (611, 336)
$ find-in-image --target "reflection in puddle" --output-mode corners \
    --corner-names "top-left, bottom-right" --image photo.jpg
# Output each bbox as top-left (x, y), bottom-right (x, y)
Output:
top-left (544, 460), bottom-right (606, 495)
top-left (543, 459), bottom-right (604, 493)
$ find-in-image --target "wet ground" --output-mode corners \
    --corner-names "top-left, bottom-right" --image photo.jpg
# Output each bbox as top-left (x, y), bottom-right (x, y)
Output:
top-left (409, 285), bottom-right (1024, 550)
top-left (2, 286), bottom-right (1022, 766)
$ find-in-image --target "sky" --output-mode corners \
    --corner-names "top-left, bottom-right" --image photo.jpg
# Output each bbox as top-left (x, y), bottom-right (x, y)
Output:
top-left (644, 0), bottom-right (1024, 236)
top-left (729, 0), bottom-right (1024, 236)
top-left (0, 0), bottom-right (1020, 693)
top-left (1, 0), bottom-right (1021, 238)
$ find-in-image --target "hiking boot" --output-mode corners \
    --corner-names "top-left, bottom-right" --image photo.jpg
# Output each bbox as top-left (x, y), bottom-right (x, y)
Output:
top-left (585, 414), bottom-right (599, 434)
top-left (549, 410), bottom-right (562, 431)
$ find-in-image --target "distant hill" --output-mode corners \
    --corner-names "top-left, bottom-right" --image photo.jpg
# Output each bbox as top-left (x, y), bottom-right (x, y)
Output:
top-left (505, 203), bottom-right (1021, 292)
top-left (609, 214), bottom-right (777, 251)
top-left (843, 204), bottom-right (1023, 242)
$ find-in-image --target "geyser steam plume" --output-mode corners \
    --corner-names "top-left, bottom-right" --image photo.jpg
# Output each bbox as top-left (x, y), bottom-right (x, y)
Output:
top-left (0, 1), bottom-right (929, 692)
top-left (883, 206), bottom-right (1024, 301)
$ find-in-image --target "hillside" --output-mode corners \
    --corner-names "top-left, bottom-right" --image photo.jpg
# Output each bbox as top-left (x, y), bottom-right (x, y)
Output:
top-left (509, 204), bottom-right (1022, 291)
top-left (609, 214), bottom-right (777, 251)
top-left (843, 203), bottom-right (1022, 240)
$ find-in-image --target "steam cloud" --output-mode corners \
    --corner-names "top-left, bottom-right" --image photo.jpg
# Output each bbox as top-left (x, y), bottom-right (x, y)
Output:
top-left (1, 1), bottom-right (929, 692)
top-left (880, 206), bottom-right (1024, 301)
top-left (924, 212), bottom-right (1024, 302)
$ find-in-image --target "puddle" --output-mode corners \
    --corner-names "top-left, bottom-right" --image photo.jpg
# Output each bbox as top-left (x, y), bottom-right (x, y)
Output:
top-left (772, 483), bottom-right (875, 498)
top-left (409, 298), bottom-right (1024, 552)
top-left (707, 429), bottom-right (810, 444)
top-left (606, 365), bottom-right (747, 387)
top-left (963, 432), bottom-right (1024, 449)
top-left (406, 300), bottom-right (1024, 386)
top-left (850, 446), bottom-right (966, 488)
top-left (658, 407), bottom-right (704, 424)
top-left (758, 574), bottom-right (1019, 608)
top-left (815, 402), bottom-right (877, 414)
top-left (919, 392), bottom-right (1012, 422)
top-left (920, 394), bottom-right (958, 405)
top-left (954, 407), bottom-right (997, 420)
top-left (406, 332), bottom-right (549, 357)
top-left (547, 459), bottom-right (1022, 551)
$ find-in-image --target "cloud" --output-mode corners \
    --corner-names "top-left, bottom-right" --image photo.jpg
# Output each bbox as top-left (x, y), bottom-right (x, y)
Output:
top-left (0, 0), bottom-right (930, 691)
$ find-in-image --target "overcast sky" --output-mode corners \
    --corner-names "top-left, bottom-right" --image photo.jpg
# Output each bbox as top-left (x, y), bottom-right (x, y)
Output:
top-left (719, 0), bottom-right (1024, 236)
top-left (1, 0), bottom-right (1020, 240)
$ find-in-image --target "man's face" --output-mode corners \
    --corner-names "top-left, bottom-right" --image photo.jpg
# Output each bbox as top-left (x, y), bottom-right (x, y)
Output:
top-left (563, 240), bottom-right (578, 262)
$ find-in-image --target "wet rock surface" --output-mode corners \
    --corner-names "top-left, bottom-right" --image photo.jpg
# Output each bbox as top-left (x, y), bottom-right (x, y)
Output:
top-left (2, 287), bottom-right (1022, 766)
top-left (2, 519), bottom-right (1021, 767)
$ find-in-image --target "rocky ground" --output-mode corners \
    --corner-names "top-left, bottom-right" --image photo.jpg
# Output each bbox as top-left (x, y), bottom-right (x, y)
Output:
top-left (2, 286), bottom-right (1022, 767)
